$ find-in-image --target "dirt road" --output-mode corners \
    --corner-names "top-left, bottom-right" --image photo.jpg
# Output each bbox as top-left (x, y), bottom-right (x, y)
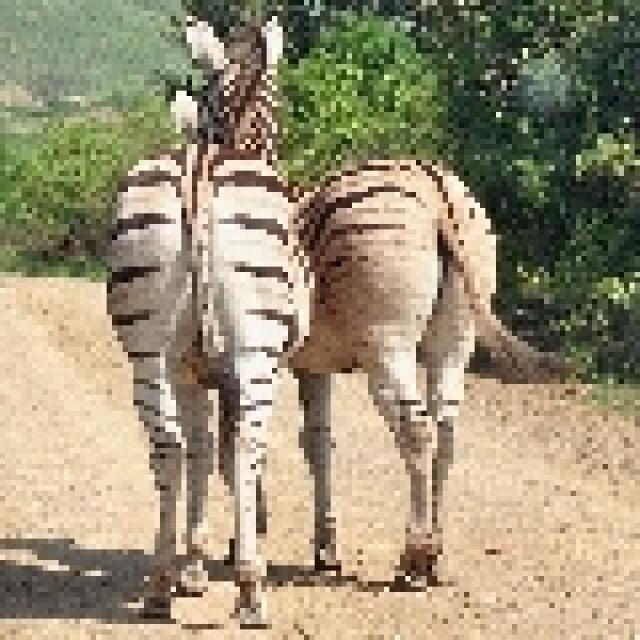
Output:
top-left (0, 276), bottom-right (637, 639)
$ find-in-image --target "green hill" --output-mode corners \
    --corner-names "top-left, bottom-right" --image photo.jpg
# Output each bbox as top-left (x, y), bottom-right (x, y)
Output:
top-left (0, 0), bottom-right (190, 108)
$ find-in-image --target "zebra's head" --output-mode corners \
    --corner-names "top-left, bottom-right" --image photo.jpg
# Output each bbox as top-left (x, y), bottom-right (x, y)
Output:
top-left (179, 15), bottom-right (284, 157)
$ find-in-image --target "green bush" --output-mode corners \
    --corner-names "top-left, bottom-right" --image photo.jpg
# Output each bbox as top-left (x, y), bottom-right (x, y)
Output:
top-left (2, 97), bottom-right (180, 262)
top-left (279, 13), bottom-right (447, 184)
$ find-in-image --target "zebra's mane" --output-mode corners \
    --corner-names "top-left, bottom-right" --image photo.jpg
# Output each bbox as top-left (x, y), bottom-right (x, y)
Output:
top-left (184, 19), bottom-right (280, 161)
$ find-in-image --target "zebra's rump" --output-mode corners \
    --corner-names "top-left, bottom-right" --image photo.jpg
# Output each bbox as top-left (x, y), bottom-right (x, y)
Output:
top-left (297, 158), bottom-right (496, 317)
top-left (290, 159), bottom-right (500, 372)
top-left (296, 161), bottom-right (441, 326)
top-left (195, 153), bottom-right (311, 364)
top-left (106, 148), bottom-right (193, 359)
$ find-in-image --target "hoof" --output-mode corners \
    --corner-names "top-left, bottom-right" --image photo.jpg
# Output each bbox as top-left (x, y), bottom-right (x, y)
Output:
top-left (393, 570), bottom-right (439, 591)
top-left (140, 595), bottom-right (173, 621)
top-left (395, 546), bottom-right (442, 589)
top-left (236, 607), bottom-right (269, 629)
top-left (173, 579), bottom-right (206, 598)
top-left (234, 570), bottom-right (268, 629)
top-left (233, 594), bottom-right (268, 629)
top-left (176, 554), bottom-right (209, 597)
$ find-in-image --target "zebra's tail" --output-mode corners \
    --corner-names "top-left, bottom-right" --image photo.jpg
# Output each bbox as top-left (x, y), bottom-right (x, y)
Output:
top-left (471, 303), bottom-right (574, 383)
top-left (421, 162), bottom-right (574, 383)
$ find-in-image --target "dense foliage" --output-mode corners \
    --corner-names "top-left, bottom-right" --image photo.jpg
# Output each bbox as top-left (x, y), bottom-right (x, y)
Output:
top-left (279, 14), bottom-right (446, 183)
top-left (1, 98), bottom-right (179, 269)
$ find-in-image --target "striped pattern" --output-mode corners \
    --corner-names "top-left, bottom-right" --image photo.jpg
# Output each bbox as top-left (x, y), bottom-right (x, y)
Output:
top-left (211, 24), bottom-right (280, 161)
top-left (107, 149), bottom-right (191, 364)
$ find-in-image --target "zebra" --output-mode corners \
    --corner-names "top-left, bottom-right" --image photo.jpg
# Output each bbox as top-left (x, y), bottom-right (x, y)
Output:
top-left (107, 16), bottom-right (309, 626)
top-left (288, 158), bottom-right (570, 585)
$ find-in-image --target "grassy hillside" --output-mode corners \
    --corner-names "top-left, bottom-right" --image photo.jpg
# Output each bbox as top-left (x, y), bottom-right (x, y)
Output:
top-left (0, 0), bottom-right (190, 108)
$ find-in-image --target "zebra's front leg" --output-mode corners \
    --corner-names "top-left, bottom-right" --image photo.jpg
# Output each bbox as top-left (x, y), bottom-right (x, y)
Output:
top-left (133, 354), bottom-right (184, 620)
top-left (296, 371), bottom-right (340, 574)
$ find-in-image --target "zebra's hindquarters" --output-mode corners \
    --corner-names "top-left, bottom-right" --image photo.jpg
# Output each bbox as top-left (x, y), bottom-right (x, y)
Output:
top-left (292, 163), bottom-right (442, 372)
top-left (107, 151), bottom-right (192, 362)
top-left (201, 157), bottom-right (310, 366)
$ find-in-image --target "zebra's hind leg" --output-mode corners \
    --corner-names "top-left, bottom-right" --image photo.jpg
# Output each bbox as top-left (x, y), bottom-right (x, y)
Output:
top-left (367, 344), bottom-right (441, 589)
top-left (132, 353), bottom-right (184, 620)
top-left (418, 266), bottom-right (476, 581)
top-left (220, 350), bottom-right (281, 628)
top-left (173, 360), bottom-right (214, 597)
top-left (217, 371), bottom-right (269, 571)
top-left (296, 371), bottom-right (340, 574)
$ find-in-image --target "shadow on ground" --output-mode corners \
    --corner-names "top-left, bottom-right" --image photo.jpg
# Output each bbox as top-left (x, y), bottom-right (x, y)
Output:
top-left (0, 537), bottom-right (150, 622)
top-left (0, 538), bottom-right (437, 623)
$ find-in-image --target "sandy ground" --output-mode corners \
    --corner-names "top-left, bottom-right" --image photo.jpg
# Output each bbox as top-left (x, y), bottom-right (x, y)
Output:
top-left (0, 275), bottom-right (638, 639)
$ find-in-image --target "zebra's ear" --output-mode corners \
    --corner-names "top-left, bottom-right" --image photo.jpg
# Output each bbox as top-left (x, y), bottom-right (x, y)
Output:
top-left (171, 90), bottom-right (198, 136)
top-left (262, 15), bottom-right (284, 68)
top-left (185, 17), bottom-right (228, 70)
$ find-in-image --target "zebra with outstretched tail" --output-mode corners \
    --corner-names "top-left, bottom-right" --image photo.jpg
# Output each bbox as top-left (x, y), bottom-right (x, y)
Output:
top-left (107, 16), bottom-right (309, 626)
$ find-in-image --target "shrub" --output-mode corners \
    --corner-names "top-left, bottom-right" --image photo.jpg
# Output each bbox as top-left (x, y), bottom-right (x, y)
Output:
top-left (4, 96), bottom-right (180, 261)
top-left (278, 13), bottom-right (448, 184)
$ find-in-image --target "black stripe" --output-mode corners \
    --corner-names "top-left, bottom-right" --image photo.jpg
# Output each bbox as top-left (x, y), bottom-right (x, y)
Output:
top-left (133, 377), bottom-right (162, 391)
top-left (416, 161), bottom-right (452, 209)
top-left (128, 350), bottom-right (161, 359)
top-left (435, 232), bottom-right (453, 304)
top-left (213, 170), bottom-right (292, 199)
top-left (219, 213), bottom-right (288, 245)
top-left (249, 377), bottom-right (273, 385)
top-left (112, 310), bottom-right (155, 327)
top-left (246, 308), bottom-right (294, 326)
top-left (111, 213), bottom-right (174, 240)
top-left (232, 263), bottom-right (290, 285)
top-left (241, 399), bottom-right (273, 410)
top-left (246, 309), bottom-right (296, 335)
top-left (121, 170), bottom-right (181, 192)
top-left (317, 222), bottom-right (407, 250)
top-left (108, 265), bottom-right (161, 289)
top-left (304, 185), bottom-right (420, 250)
top-left (208, 149), bottom-right (267, 169)
top-left (325, 256), bottom-right (348, 270)
top-left (212, 170), bottom-right (293, 201)
top-left (246, 308), bottom-right (298, 353)
top-left (134, 399), bottom-right (178, 421)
